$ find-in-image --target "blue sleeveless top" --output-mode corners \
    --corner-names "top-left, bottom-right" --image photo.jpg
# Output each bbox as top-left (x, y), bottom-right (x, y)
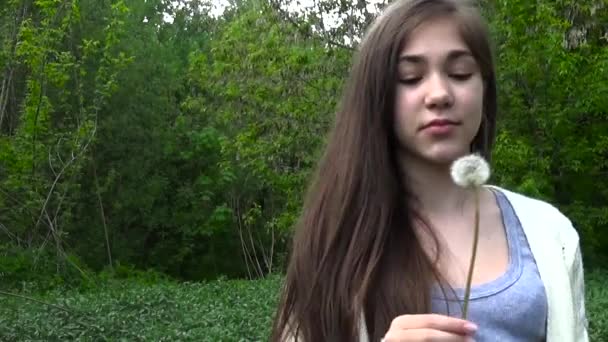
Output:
top-left (431, 189), bottom-right (548, 341)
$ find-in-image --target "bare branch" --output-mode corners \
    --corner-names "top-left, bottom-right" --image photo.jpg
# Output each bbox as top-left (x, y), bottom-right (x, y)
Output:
top-left (0, 1), bottom-right (26, 131)
top-left (0, 222), bottom-right (21, 245)
top-left (0, 68), bottom-right (14, 130)
top-left (269, 223), bottom-right (275, 274)
top-left (43, 209), bottom-right (92, 282)
top-left (234, 195), bottom-right (253, 280)
top-left (48, 145), bottom-right (57, 177)
top-left (246, 214), bottom-right (264, 278)
top-left (93, 158), bottom-right (113, 271)
top-left (33, 120), bottom-right (97, 234)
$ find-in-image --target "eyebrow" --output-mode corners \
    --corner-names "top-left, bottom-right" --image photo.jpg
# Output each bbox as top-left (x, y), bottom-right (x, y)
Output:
top-left (398, 49), bottom-right (474, 64)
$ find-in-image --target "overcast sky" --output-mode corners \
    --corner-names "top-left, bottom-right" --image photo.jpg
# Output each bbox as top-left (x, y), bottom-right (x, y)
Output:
top-left (165, 0), bottom-right (383, 26)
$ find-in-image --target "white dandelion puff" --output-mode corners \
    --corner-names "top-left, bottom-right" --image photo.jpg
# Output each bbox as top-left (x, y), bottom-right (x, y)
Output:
top-left (450, 153), bottom-right (491, 188)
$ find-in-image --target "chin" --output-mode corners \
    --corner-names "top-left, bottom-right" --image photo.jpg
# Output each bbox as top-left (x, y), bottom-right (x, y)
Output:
top-left (397, 141), bottom-right (471, 166)
top-left (425, 149), bottom-right (470, 165)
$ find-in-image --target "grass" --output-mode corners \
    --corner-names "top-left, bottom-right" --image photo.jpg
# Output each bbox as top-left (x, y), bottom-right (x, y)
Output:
top-left (586, 269), bottom-right (608, 340)
top-left (1, 270), bottom-right (607, 341)
top-left (0, 276), bottom-right (283, 341)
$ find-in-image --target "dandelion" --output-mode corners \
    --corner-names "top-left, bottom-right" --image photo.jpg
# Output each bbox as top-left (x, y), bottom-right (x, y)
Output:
top-left (450, 153), bottom-right (491, 320)
top-left (450, 154), bottom-right (490, 188)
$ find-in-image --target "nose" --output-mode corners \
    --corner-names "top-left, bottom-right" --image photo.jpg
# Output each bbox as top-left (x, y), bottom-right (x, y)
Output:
top-left (424, 73), bottom-right (453, 110)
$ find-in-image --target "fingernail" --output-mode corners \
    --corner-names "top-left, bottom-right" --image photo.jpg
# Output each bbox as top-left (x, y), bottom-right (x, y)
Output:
top-left (464, 322), bottom-right (478, 334)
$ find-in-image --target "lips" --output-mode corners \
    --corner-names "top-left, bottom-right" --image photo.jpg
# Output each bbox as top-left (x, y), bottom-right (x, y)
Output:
top-left (419, 119), bottom-right (461, 135)
top-left (420, 119), bottom-right (460, 131)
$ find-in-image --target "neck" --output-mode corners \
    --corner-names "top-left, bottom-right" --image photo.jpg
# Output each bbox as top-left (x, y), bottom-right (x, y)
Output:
top-left (399, 153), bottom-right (475, 217)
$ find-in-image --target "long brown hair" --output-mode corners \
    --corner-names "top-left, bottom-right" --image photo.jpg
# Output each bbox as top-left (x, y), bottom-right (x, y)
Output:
top-left (271, 0), bottom-right (497, 341)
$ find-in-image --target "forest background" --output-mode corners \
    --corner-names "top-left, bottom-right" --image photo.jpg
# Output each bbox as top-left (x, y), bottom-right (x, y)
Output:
top-left (1, 0), bottom-right (607, 340)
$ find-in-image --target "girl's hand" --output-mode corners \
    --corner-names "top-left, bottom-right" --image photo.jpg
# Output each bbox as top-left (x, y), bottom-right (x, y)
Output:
top-left (381, 314), bottom-right (478, 341)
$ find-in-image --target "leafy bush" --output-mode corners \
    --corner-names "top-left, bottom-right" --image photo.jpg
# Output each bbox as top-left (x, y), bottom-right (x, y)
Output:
top-left (1, 270), bottom-right (607, 341)
top-left (0, 275), bottom-right (282, 341)
top-left (586, 268), bottom-right (608, 341)
top-left (0, 244), bottom-right (91, 293)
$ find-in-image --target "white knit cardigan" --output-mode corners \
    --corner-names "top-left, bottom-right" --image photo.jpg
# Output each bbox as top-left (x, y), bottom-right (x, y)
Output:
top-left (287, 186), bottom-right (591, 341)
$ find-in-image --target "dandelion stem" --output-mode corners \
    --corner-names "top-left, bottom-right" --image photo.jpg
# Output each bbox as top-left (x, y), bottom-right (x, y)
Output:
top-left (462, 188), bottom-right (480, 319)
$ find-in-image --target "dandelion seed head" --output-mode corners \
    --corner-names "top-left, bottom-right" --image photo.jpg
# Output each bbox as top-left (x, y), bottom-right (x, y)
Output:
top-left (450, 154), bottom-right (491, 188)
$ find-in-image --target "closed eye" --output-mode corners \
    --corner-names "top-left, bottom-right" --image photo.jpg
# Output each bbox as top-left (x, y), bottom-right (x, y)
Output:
top-left (450, 73), bottom-right (473, 81)
top-left (398, 77), bottom-right (422, 86)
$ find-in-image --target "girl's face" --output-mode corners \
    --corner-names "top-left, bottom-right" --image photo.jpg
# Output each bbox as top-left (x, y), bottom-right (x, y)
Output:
top-left (394, 15), bottom-right (484, 166)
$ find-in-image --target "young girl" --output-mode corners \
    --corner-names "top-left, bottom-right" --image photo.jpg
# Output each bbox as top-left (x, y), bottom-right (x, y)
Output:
top-left (271, 0), bottom-right (589, 341)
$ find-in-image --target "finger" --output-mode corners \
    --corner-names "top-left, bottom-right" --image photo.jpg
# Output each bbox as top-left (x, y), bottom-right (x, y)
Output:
top-left (390, 314), bottom-right (478, 336)
top-left (383, 328), bottom-right (475, 342)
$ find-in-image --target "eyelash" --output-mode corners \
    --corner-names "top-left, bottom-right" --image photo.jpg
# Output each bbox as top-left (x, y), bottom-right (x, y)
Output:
top-left (398, 77), bottom-right (422, 85)
top-left (398, 73), bottom-right (473, 85)
top-left (451, 73), bottom-right (473, 81)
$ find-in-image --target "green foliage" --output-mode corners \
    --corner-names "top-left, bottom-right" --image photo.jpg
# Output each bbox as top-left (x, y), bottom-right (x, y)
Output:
top-left (488, 0), bottom-right (608, 266)
top-left (0, 0), bottom-right (131, 283)
top-left (97, 262), bottom-right (171, 285)
top-left (0, 276), bottom-right (282, 341)
top-left (0, 0), bottom-right (607, 284)
top-left (181, 0), bottom-right (351, 278)
top-left (64, 0), bottom-right (246, 280)
top-left (1, 271), bottom-right (607, 340)
top-left (586, 269), bottom-right (608, 341)
top-left (0, 244), bottom-right (91, 293)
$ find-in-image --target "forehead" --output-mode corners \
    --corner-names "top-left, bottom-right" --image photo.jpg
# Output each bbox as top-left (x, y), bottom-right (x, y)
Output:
top-left (399, 15), bottom-right (471, 59)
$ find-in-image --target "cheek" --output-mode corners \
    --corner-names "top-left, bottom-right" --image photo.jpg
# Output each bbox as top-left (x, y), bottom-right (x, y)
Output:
top-left (394, 89), bottom-right (418, 124)
top-left (393, 92), bottom-right (414, 137)
top-left (459, 89), bottom-right (484, 136)
top-left (457, 83), bottom-right (484, 118)
top-left (393, 91), bottom-right (422, 151)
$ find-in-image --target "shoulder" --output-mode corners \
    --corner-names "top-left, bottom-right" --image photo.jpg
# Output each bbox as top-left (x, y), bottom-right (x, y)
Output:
top-left (487, 185), bottom-right (580, 247)
top-left (488, 184), bottom-right (566, 219)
